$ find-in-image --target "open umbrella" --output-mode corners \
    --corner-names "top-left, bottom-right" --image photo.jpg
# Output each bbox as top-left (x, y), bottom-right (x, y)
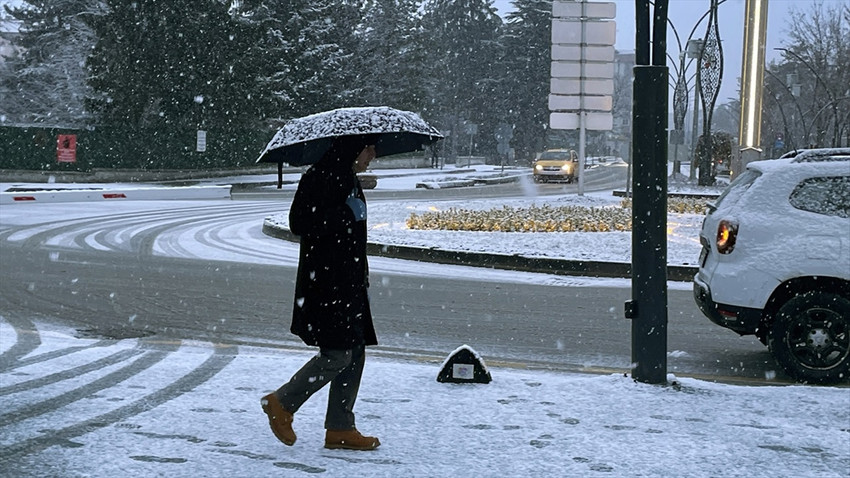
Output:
top-left (256, 106), bottom-right (443, 167)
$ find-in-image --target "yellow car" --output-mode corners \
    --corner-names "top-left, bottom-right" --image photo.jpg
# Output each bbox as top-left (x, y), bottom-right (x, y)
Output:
top-left (533, 149), bottom-right (579, 183)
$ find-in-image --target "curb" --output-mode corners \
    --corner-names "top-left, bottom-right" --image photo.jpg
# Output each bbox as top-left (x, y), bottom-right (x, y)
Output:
top-left (0, 167), bottom-right (288, 183)
top-left (414, 172), bottom-right (529, 189)
top-left (0, 185), bottom-right (233, 204)
top-left (261, 222), bottom-right (698, 282)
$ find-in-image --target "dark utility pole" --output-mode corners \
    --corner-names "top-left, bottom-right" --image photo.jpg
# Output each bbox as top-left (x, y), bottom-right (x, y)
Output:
top-left (626, 0), bottom-right (669, 384)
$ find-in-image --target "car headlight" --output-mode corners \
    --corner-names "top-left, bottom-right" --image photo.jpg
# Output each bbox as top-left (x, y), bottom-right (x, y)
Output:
top-left (534, 164), bottom-right (542, 171)
top-left (561, 164), bottom-right (572, 172)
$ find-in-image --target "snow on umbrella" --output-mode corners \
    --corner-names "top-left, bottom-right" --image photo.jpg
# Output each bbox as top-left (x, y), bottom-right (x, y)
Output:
top-left (256, 106), bottom-right (443, 166)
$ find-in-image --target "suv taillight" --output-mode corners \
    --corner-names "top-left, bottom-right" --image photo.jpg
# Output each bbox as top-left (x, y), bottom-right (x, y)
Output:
top-left (716, 220), bottom-right (738, 254)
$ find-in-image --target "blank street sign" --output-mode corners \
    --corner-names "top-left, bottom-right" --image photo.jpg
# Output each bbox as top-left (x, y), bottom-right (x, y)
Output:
top-left (551, 61), bottom-right (615, 79)
top-left (552, 45), bottom-right (615, 62)
top-left (552, 19), bottom-right (616, 46)
top-left (552, 0), bottom-right (616, 19)
top-left (550, 112), bottom-right (613, 130)
top-left (551, 78), bottom-right (614, 96)
top-left (549, 94), bottom-right (612, 112)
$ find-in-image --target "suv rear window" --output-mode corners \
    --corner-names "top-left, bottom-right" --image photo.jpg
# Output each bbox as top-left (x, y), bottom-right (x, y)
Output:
top-left (708, 169), bottom-right (760, 213)
top-left (789, 176), bottom-right (850, 218)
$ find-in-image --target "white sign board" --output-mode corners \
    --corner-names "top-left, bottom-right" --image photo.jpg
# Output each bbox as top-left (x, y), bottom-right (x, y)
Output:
top-left (549, 1), bottom-right (616, 132)
top-left (552, 45), bottom-right (615, 62)
top-left (551, 78), bottom-right (614, 96)
top-left (549, 94), bottom-right (612, 112)
top-left (196, 130), bottom-right (207, 152)
top-left (552, 20), bottom-right (616, 46)
top-left (553, 0), bottom-right (616, 19)
top-left (551, 61), bottom-right (614, 79)
top-left (550, 112), bottom-right (613, 131)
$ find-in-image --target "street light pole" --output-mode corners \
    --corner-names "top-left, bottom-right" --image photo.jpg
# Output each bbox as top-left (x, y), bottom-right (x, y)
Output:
top-left (696, 0), bottom-right (723, 186)
top-left (687, 39), bottom-right (702, 181)
top-left (738, 0), bottom-right (769, 172)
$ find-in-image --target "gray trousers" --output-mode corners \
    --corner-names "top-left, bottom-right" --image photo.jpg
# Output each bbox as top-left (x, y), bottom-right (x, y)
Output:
top-left (275, 345), bottom-right (365, 430)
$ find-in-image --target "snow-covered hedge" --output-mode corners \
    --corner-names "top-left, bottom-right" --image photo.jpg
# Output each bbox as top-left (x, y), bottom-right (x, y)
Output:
top-left (406, 198), bottom-right (707, 232)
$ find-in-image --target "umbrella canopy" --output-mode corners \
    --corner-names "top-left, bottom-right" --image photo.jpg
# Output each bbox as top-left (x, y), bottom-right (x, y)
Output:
top-left (257, 106), bottom-right (444, 166)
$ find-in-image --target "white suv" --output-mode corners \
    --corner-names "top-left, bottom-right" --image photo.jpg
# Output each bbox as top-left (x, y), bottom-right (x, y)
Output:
top-left (693, 148), bottom-right (850, 384)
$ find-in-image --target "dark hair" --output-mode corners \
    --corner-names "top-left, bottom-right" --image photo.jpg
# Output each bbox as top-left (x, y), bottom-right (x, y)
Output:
top-left (334, 134), bottom-right (379, 152)
top-left (319, 134), bottom-right (379, 167)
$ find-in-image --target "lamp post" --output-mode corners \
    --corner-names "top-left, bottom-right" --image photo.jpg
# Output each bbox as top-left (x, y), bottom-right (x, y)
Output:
top-left (664, 3), bottom-right (725, 183)
top-left (696, 0), bottom-right (723, 186)
top-left (687, 39), bottom-right (703, 180)
top-left (667, 35), bottom-right (702, 178)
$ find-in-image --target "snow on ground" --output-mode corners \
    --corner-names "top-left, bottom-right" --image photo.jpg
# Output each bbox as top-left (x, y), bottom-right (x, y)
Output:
top-left (2, 164), bottom-right (847, 477)
top-left (1, 322), bottom-right (848, 478)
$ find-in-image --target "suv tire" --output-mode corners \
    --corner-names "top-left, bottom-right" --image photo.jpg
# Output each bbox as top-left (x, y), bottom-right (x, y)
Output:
top-left (769, 290), bottom-right (850, 384)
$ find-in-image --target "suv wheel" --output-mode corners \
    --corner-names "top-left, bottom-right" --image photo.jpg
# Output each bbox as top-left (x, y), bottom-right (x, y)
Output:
top-left (769, 291), bottom-right (850, 384)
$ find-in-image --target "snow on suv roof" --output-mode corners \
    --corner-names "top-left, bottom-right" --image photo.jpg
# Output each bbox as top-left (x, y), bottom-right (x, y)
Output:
top-left (748, 148), bottom-right (850, 175)
top-left (776, 148), bottom-right (850, 162)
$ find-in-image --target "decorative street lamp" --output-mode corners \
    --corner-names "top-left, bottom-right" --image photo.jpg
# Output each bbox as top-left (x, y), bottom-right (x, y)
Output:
top-left (665, 2), bottom-right (726, 183)
top-left (687, 39), bottom-right (703, 181)
top-left (696, 0), bottom-right (723, 186)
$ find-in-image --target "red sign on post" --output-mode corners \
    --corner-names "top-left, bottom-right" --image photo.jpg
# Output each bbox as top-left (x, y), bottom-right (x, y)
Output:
top-left (57, 134), bottom-right (77, 163)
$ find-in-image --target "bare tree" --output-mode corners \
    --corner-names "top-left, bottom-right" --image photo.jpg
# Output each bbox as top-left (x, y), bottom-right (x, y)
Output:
top-left (764, 0), bottom-right (850, 149)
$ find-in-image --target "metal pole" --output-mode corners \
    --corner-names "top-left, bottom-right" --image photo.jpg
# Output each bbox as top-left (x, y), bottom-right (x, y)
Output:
top-left (579, 111), bottom-right (586, 195)
top-left (690, 84), bottom-right (700, 180)
top-left (577, 0), bottom-right (588, 196)
top-left (627, 0), bottom-right (669, 385)
top-left (277, 162), bottom-right (283, 189)
top-left (738, 0), bottom-right (768, 171)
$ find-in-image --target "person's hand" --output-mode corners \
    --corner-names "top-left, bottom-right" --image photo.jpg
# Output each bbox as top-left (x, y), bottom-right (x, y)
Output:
top-left (345, 196), bottom-right (367, 221)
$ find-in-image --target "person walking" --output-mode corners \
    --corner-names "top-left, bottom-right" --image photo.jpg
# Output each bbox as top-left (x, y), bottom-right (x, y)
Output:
top-left (261, 134), bottom-right (381, 451)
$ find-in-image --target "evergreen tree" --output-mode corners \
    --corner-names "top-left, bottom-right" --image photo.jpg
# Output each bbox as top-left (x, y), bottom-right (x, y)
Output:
top-left (356, 0), bottom-right (427, 113)
top-left (0, 0), bottom-right (101, 126)
top-left (87, 0), bottom-right (262, 128)
top-left (238, 0), bottom-right (363, 121)
top-left (499, 0), bottom-right (552, 162)
top-left (420, 0), bottom-right (503, 158)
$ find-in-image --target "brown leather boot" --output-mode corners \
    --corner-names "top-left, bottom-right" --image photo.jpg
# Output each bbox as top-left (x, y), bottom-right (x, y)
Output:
top-left (324, 429), bottom-right (381, 450)
top-left (260, 393), bottom-right (296, 446)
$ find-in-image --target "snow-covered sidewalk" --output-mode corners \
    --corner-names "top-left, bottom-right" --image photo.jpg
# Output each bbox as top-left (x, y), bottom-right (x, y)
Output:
top-left (1, 320), bottom-right (847, 477)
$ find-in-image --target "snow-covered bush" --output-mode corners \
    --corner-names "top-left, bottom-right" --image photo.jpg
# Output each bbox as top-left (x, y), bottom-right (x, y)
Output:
top-left (406, 198), bottom-right (707, 232)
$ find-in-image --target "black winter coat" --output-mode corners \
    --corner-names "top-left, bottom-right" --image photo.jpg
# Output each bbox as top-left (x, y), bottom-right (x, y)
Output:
top-left (288, 152), bottom-right (377, 349)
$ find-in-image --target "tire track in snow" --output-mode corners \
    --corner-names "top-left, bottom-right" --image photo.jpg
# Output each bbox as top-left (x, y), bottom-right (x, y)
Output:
top-left (0, 315), bottom-right (40, 372)
top-left (3, 338), bottom-right (115, 371)
top-left (0, 348), bottom-right (145, 397)
top-left (0, 342), bottom-right (236, 464)
top-left (0, 338), bottom-right (180, 426)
